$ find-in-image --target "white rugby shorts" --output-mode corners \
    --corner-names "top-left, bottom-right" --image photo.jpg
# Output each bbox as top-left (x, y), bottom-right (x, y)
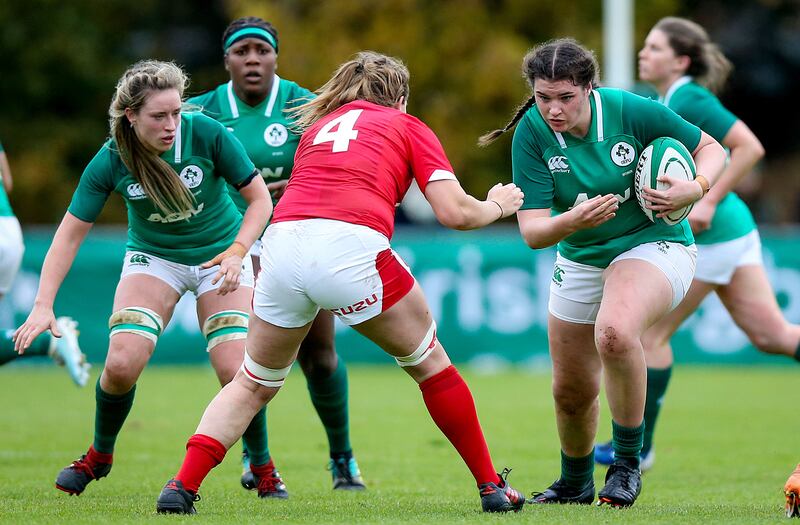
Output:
top-left (253, 219), bottom-right (415, 327)
top-left (694, 230), bottom-right (763, 285)
top-left (549, 241), bottom-right (697, 324)
top-left (0, 216), bottom-right (24, 294)
top-left (120, 250), bottom-right (254, 296)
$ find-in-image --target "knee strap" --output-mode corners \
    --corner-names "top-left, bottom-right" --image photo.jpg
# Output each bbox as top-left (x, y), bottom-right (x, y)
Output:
top-left (395, 321), bottom-right (438, 367)
top-left (202, 310), bottom-right (249, 351)
top-left (240, 348), bottom-right (293, 388)
top-left (109, 307), bottom-right (163, 343)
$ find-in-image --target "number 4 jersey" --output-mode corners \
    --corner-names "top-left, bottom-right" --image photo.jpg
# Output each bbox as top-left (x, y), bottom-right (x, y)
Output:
top-left (272, 100), bottom-right (457, 239)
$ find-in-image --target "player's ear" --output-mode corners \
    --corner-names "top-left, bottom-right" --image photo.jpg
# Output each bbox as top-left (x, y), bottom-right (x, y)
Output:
top-left (223, 55), bottom-right (230, 72)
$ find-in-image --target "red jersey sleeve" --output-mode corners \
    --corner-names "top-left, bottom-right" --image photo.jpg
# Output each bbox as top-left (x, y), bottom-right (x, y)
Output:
top-left (399, 115), bottom-right (456, 193)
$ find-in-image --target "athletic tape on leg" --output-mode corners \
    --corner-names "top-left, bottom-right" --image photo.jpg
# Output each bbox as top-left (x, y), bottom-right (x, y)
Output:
top-left (395, 321), bottom-right (438, 367)
top-left (108, 307), bottom-right (163, 343)
top-left (202, 310), bottom-right (248, 351)
top-left (240, 349), bottom-right (293, 388)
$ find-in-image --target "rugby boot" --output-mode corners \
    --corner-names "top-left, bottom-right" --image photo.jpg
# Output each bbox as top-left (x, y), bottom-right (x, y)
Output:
top-left (254, 458), bottom-right (289, 499)
top-left (156, 478), bottom-right (200, 514)
top-left (49, 317), bottom-right (91, 387)
top-left (597, 461), bottom-right (642, 507)
top-left (479, 468), bottom-right (525, 513)
top-left (55, 450), bottom-right (112, 495)
top-left (240, 451), bottom-right (256, 490)
top-left (329, 454), bottom-right (366, 490)
top-left (785, 463), bottom-right (800, 518)
top-left (594, 441), bottom-right (655, 472)
top-left (528, 478), bottom-right (595, 504)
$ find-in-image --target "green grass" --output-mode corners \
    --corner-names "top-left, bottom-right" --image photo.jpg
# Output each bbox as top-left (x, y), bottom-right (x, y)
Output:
top-left (0, 365), bottom-right (795, 524)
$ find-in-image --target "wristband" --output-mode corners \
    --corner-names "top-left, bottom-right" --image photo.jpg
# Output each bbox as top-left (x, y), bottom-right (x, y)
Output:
top-left (695, 175), bottom-right (710, 195)
top-left (490, 199), bottom-right (504, 220)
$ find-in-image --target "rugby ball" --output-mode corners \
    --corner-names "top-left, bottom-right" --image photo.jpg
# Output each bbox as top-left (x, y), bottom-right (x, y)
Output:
top-left (634, 137), bottom-right (696, 225)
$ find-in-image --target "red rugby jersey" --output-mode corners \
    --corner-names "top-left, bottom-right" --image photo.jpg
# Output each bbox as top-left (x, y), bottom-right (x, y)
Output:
top-left (272, 100), bottom-right (456, 238)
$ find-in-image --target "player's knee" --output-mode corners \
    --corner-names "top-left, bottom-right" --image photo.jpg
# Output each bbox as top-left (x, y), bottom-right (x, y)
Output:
top-left (109, 306), bottom-right (163, 345)
top-left (552, 382), bottom-right (597, 416)
top-left (102, 350), bottom-right (140, 389)
top-left (747, 326), bottom-right (786, 355)
top-left (394, 321), bottom-right (438, 368)
top-left (240, 348), bottom-right (293, 389)
top-left (297, 345), bottom-right (338, 380)
top-left (595, 323), bottom-right (638, 360)
top-left (203, 310), bottom-right (248, 352)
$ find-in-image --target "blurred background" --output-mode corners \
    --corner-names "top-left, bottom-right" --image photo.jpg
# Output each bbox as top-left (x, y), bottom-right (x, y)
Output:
top-left (1, 0), bottom-right (799, 365)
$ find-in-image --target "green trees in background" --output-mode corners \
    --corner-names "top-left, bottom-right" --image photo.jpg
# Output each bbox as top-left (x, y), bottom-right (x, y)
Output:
top-left (1, 0), bottom-right (681, 223)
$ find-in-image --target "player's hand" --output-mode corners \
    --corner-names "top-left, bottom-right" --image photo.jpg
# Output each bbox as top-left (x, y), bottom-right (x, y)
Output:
top-left (486, 183), bottom-right (524, 219)
top-left (642, 175), bottom-right (704, 217)
top-left (202, 242), bottom-right (248, 295)
top-left (687, 198), bottom-right (716, 234)
top-left (568, 194), bottom-right (618, 230)
top-left (266, 180), bottom-right (289, 201)
top-left (13, 304), bottom-right (60, 354)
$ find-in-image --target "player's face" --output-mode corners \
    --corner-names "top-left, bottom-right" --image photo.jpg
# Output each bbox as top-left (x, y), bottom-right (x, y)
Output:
top-left (129, 89), bottom-right (182, 154)
top-left (533, 79), bottom-right (591, 136)
top-left (225, 38), bottom-right (277, 99)
top-left (638, 29), bottom-right (681, 83)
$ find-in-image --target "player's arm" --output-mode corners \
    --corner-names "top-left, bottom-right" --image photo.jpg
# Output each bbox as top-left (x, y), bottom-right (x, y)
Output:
top-left (517, 195), bottom-right (619, 249)
top-left (424, 180), bottom-right (523, 230)
top-left (14, 212), bottom-right (93, 352)
top-left (0, 150), bottom-right (12, 194)
top-left (706, 121), bottom-right (764, 206)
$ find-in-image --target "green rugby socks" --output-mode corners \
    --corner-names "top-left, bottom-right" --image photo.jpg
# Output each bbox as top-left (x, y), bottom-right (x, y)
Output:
top-left (561, 450), bottom-right (594, 488)
top-left (242, 407), bottom-right (270, 466)
top-left (93, 380), bottom-right (136, 454)
top-left (307, 358), bottom-right (351, 455)
top-left (643, 366), bottom-right (672, 453)
top-left (612, 420), bottom-right (645, 468)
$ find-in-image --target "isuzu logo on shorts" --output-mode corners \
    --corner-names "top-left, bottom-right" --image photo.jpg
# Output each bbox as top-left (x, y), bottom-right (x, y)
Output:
top-left (548, 156), bottom-right (569, 173)
top-left (179, 165), bottom-right (204, 188)
top-left (330, 294), bottom-right (378, 316)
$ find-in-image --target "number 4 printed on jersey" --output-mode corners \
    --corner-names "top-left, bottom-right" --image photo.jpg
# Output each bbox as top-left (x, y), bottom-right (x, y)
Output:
top-left (313, 109), bottom-right (363, 152)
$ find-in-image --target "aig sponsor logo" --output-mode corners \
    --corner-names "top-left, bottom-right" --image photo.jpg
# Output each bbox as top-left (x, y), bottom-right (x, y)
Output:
top-left (127, 183), bottom-right (146, 200)
top-left (179, 165), bottom-right (204, 189)
top-left (548, 156), bottom-right (569, 173)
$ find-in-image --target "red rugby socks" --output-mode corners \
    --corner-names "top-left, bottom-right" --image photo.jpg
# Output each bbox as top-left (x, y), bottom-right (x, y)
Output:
top-left (419, 365), bottom-right (500, 486)
top-left (175, 434), bottom-right (227, 493)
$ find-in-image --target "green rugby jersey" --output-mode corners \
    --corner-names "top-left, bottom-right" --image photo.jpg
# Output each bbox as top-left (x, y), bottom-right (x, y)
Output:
top-left (0, 140), bottom-right (13, 217)
top-left (513, 87), bottom-right (701, 267)
top-left (187, 75), bottom-right (313, 214)
top-left (662, 76), bottom-right (756, 245)
top-left (68, 112), bottom-right (256, 266)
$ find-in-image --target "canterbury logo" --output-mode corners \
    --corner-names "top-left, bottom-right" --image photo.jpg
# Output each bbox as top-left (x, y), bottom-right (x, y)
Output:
top-left (548, 156), bottom-right (569, 173)
top-left (129, 254), bottom-right (150, 265)
top-left (126, 183), bottom-right (146, 199)
top-left (331, 294), bottom-right (378, 316)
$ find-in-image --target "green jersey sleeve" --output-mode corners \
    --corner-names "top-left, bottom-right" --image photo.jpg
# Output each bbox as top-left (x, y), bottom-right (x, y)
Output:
top-left (67, 145), bottom-right (116, 222)
top-left (622, 91), bottom-right (702, 153)
top-left (512, 115), bottom-right (554, 209)
top-left (669, 85), bottom-right (737, 143)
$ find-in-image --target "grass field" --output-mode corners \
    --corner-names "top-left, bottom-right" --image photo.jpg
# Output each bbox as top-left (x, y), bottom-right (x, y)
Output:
top-left (0, 364), bottom-right (796, 524)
